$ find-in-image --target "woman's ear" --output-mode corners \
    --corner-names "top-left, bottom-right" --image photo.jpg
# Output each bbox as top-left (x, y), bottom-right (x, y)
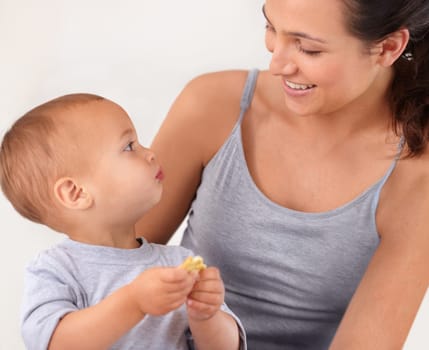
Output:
top-left (53, 177), bottom-right (93, 210)
top-left (376, 28), bottom-right (410, 66)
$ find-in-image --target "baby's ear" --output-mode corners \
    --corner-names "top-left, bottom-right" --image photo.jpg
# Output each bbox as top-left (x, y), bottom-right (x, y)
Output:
top-left (53, 177), bottom-right (93, 210)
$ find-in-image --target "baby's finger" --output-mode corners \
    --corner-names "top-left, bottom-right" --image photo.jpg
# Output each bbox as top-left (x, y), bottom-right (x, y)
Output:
top-left (157, 270), bottom-right (197, 293)
top-left (160, 267), bottom-right (189, 283)
top-left (187, 298), bottom-right (219, 320)
top-left (198, 266), bottom-right (220, 280)
top-left (188, 290), bottom-right (224, 306)
top-left (192, 278), bottom-right (224, 294)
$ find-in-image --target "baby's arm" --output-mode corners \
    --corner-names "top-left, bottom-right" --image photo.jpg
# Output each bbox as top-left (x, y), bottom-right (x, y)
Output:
top-left (48, 267), bottom-right (195, 350)
top-left (186, 267), bottom-right (241, 350)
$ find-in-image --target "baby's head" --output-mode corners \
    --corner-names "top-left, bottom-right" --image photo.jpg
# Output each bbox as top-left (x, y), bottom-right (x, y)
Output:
top-left (0, 94), bottom-right (163, 234)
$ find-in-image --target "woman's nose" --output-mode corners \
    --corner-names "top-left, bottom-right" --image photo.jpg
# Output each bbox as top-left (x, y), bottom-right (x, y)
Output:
top-left (269, 44), bottom-right (298, 76)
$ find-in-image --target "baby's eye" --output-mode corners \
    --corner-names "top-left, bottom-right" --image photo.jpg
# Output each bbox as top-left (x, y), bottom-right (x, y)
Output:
top-left (124, 142), bottom-right (134, 151)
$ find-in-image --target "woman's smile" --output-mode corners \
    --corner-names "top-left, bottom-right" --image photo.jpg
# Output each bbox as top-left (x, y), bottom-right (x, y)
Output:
top-left (282, 78), bottom-right (317, 97)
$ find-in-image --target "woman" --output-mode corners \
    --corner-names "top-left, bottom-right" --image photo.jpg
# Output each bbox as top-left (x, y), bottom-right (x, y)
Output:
top-left (137, 0), bottom-right (429, 348)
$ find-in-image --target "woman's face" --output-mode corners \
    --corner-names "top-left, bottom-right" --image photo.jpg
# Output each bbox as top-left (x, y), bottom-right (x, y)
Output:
top-left (263, 0), bottom-right (385, 117)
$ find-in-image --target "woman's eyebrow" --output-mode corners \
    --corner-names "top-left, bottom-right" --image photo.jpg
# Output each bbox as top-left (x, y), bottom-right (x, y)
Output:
top-left (262, 4), bottom-right (327, 44)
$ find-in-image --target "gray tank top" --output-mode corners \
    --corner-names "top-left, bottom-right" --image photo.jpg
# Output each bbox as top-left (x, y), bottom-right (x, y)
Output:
top-left (181, 69), bottom-right (402, 349)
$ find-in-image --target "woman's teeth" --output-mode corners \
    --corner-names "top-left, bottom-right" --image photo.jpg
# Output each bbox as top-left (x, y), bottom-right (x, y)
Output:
top-left (285, 80), bottom-right (315, 90)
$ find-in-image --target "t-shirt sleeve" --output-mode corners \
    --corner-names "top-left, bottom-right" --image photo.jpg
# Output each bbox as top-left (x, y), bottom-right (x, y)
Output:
top-left (220, 302), bottom-right (247, 350)
top-left (21, 254), bottom-right (79, 350)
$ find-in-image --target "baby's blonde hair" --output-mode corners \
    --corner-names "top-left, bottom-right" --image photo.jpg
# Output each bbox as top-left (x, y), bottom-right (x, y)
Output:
top-left (0, 93), bottom-right (104, 227)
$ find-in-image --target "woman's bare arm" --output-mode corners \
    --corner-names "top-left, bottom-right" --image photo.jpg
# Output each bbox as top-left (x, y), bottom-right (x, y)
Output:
top-left (136, 71), bottom-right (247, 244)
top-left (330, 160), bottom-right (429, 349)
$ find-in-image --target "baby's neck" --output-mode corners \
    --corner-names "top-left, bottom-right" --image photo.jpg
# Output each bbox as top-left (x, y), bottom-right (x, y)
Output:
top-left (66, 226), bottom-right (141, 249)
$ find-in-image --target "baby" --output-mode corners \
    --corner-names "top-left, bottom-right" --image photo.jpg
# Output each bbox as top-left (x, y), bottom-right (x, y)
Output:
top-left (0, 94), bottom-right (245, 350)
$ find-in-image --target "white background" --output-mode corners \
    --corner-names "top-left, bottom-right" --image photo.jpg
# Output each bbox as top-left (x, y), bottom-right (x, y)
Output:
top-left (0, 1), bottom-right (427, 349)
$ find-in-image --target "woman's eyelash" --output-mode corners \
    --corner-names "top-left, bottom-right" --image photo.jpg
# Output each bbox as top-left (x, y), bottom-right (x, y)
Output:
top-left (298, 46), bottom-right (322, 56)
top-left (265, 24), bottom-right (322, 56)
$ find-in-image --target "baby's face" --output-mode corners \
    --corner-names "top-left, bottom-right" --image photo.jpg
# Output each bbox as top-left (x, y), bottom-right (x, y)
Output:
top-left (68, 99), bottom-right (163, 225)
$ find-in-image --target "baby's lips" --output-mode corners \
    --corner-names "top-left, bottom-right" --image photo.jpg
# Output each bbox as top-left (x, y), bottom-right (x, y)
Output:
top-left (155, 168), bottom-right (164, 181)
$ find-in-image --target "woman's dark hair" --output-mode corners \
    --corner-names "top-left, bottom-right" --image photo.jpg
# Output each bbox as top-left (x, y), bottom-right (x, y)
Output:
top-left (343, 0), bottom-right (429, 157)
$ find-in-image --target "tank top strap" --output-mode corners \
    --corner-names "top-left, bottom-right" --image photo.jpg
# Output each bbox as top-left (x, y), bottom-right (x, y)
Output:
top-left (395, 135), bottom-right (405, 159)
top-left (380, 136), bottom-right (405, 184)
top-left (370, 135), bottom-right (405, 214)
top-left (238, 69), bottom-right (259, 124)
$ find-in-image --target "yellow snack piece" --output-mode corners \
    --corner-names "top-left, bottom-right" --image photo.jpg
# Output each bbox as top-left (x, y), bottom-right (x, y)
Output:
top-left (180, 255), bottom-right (207, 272)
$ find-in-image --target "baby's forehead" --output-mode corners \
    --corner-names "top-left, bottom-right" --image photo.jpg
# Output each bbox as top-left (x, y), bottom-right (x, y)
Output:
top-left (55, 99), bottom-right (134, 144)
top-left (55, 99), bottom-right (123, 126)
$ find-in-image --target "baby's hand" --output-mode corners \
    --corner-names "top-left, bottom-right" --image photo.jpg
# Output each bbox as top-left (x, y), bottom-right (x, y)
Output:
top-left (129, 267), bottom-right (197, 316)
top-left (186, 267), bottom-right (225, 321)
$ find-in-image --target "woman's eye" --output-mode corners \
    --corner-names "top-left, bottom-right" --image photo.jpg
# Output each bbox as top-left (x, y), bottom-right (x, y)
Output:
top-left (297, 43), bottom-right (322, 56)
top-left (300, 48), bottom-right (322, 56)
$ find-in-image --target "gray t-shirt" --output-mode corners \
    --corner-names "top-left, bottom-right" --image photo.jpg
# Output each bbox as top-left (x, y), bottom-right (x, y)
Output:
top-left (21, 237), bottom-right (246, 350)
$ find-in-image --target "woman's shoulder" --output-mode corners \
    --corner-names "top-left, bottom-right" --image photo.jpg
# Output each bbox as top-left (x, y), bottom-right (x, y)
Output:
top-left (158, 70), bottom-right (253, 162)
top-left (396, 148), bottom-right (429, 194)
top-left (379, 147), bottom-right (429, 239)
top-left (172, 69), bottom-right (275, 129)
top-left (403, 148), bottom-right (429, 200)
top-left (187, 69), bottom-right (250, 89)
top-left (183, 68), bottom-right (271, 100)
top-left (166, 70), bottom-right (251, 128)
top-left (181, 69), bottom-right (250, 107)
top-left (170, 68), bottom-right (276, 118)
